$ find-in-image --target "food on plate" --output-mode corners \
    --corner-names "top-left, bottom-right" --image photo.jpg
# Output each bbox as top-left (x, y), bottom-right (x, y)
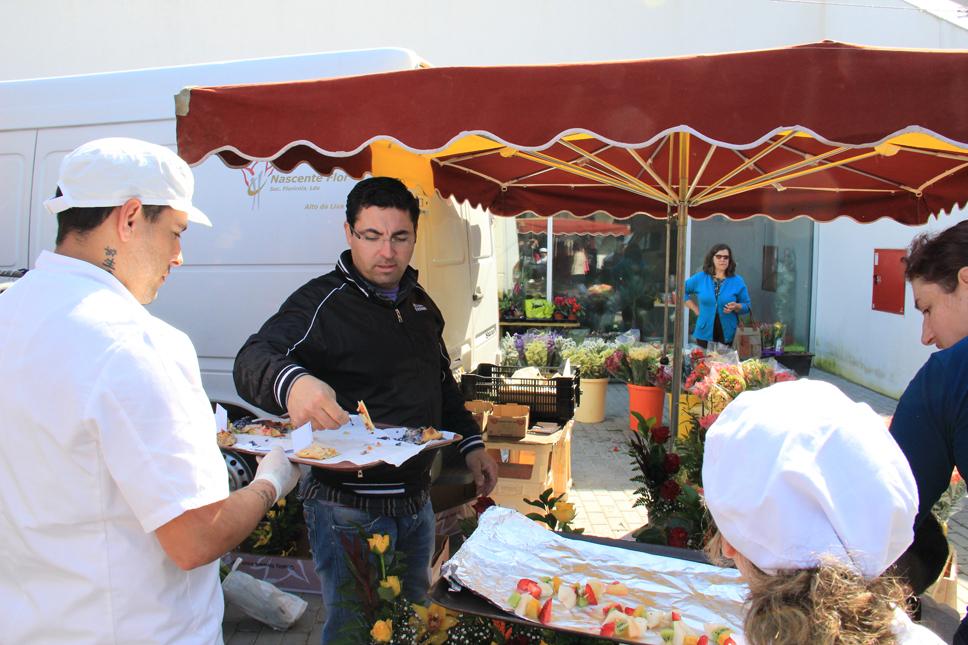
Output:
top-left (508, 577), bottom-right (734, 643)
top-left (356, 400), bottom-right (375, 431)
top-left (402, 426), bottom-right (444, 444)
top-left (295, 442), bottom-right (339, 460)
top-left (237, 419), bottom-right (293, 437)
top-left (216, 430), bottom-right (236, 448)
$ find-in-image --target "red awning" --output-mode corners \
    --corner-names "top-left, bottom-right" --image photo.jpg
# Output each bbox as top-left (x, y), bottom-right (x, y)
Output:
top-left (516, 218), bottom-right (631, 236)
top-left (177, 41), bottom-right (968, 224)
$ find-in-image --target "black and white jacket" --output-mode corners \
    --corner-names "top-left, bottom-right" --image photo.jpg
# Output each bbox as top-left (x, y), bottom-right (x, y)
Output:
top-left (233, 250), bottom-right (483, 500)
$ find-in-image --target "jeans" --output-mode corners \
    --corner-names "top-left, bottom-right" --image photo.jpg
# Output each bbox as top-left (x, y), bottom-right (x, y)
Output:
top-left (302, 498), bottom-right (436, 644)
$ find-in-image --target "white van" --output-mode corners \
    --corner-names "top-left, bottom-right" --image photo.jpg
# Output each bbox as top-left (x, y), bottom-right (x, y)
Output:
top-left (0, 48), bottom-right (499, 416)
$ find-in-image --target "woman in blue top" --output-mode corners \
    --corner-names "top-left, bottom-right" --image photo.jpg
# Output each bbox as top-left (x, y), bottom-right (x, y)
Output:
top-left (684, 243), bottom-right (751, 348)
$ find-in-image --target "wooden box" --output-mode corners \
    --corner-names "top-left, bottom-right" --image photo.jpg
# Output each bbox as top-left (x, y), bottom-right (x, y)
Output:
top-left (487, 403), bottom-right (530, 438)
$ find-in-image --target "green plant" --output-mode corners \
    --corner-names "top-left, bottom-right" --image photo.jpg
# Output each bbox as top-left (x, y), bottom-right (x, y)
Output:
top-left (627, 413), bottom-right (707, 550)
top-left (240, 492), bottom-right (304, 556)
top-left (524, 488), bottom-right (584, 534)
top-left (560, 338), bottom-right (615, 379)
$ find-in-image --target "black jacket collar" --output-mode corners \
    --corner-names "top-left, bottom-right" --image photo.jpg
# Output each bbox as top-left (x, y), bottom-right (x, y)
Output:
top-left (336, 249), bottom-right (419, 305)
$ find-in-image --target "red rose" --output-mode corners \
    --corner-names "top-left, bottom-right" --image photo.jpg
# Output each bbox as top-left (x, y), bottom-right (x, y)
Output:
top-left (472, 496), bottom-right (496, 515)
top-left (663, 453), bottom-right (681, 474)
top-left (650, 425), bottom-right (671, 444)
top-left (667, 526), bottom-right (689, 548)
top-left (659, 480), bottom-right (681, 501)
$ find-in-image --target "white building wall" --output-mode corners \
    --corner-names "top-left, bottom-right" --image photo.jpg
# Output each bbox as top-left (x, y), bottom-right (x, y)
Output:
top-left (812, 209), bottom-right (968, 398)
top-left (4, 0), bottom-right (967, 396)
top-left (2, 0), bottom-right (968, 79)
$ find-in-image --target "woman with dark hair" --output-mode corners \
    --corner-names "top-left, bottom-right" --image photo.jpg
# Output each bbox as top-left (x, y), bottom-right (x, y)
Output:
top-left (704, 380), bottom-right (941, 644)
top-left (888, 219), bottom-right (968, 643)
top-left (684, 243), bottom-right (751, 348)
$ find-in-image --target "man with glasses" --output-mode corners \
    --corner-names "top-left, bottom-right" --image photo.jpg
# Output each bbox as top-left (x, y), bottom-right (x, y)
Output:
top-left (234, 176), bottom-right (497, 643)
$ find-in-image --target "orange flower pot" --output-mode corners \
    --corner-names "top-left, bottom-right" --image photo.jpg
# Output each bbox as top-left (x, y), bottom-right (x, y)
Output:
top-left (627, 384), bottom-right (664, 431)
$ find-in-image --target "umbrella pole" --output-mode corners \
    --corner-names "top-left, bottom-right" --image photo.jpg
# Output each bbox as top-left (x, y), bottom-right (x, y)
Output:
top-left (662, 210), bottom-right (671, 353)
top-left (669, 133), bottom-right (690, 446)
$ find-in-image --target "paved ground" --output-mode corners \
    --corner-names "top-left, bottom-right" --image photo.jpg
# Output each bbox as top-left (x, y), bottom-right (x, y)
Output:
top-left (223, 370), bottom-right (967, 643)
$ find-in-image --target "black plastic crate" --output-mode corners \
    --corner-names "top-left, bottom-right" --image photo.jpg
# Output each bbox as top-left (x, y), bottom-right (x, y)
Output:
top-left (460, 364), bottom-right (580, 424)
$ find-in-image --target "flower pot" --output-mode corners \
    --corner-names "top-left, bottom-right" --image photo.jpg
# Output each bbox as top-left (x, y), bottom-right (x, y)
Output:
top-left (574, 377), bottom-right (608, 423)
top-left (627, 384), bottom-right (664, 430)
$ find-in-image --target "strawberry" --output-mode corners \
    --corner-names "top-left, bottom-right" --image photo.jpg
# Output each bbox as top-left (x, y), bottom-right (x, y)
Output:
top-left (584, 582), bottom-right (598, 605)
top-left (538, 598), bottom-right (553, 625)
top-left (697, 637), bottom-right (709, 645)
top-left (516, 578), bottom-right (542, 599)
top-left (672, 610), bottom-right (681, 622)
top-left (600, 622), bottom-right (616, 637)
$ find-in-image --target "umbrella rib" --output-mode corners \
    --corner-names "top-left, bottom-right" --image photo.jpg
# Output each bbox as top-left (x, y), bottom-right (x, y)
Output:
top-left (627, 147), bottom-right (678, 201)
top-left (431, 159), bottom-right (508, 188)
top-left (513, 147), bottom-right (673, 204)
top-left (557, 139), bottom-right (673, 203)
top-left (692, 131), bottom-right (799, 202)
top-left (694, 145), bottom-right (856, 205)
top-left (916, 161), bottom-right (968, 194)
top-left (776, 142), bottom-right (916, 193)
top-left (685, 144), bottom-right (718, 201)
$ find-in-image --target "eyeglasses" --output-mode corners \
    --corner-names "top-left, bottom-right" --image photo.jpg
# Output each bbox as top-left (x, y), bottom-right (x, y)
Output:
top-left (351, 228), bottom-right (415, 249)
top-left (714, 254), bottom-right (731, 260)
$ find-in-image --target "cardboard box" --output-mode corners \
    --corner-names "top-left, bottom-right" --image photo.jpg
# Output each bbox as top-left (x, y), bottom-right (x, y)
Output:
top-left (464, 400), bottom-right (494, 434)
top-left (487, 403), bottom-right (530, 438)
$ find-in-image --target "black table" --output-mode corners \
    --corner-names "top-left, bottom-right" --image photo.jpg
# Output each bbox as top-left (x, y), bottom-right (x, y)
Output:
top-left (430, 532), bottom-right (714, 643)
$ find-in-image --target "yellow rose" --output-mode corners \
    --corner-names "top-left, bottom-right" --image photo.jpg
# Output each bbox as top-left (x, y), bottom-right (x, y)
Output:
top-left (380, 575), bottom-right (402, 597)
top-left (551, 501), bottom-right (576, 524)
top-left (370, 619), bottom-right (392, 642)
top-left (367, 533), bottom-right (391, 555)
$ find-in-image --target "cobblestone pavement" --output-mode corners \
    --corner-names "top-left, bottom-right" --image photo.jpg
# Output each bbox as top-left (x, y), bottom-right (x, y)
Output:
top-left (223, 370), bottom-right (966, 643)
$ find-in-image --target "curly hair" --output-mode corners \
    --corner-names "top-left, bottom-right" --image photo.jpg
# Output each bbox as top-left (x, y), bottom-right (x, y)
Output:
top-left (704, 532), bottom-right (908, 645)
top-left (903, 220), bottom-right (968, 293)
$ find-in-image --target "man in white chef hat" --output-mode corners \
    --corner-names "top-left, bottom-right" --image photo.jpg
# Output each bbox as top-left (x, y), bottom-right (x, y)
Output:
top-left (0, 138), bottom-right (300, 643)
top-left (703, 379), bottom-right (942, 644)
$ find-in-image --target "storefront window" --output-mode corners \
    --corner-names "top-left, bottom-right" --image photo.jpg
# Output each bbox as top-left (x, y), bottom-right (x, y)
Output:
top-left (495, 214), bottom-right (677, 341)
top-left (689, 216), bottom-right (814, 349)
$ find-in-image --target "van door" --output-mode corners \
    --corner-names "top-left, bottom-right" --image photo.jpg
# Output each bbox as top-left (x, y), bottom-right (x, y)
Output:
top-left (463, 203), bottom-right (499, 368)
top-left (0, 130), bottom-right (35, 277)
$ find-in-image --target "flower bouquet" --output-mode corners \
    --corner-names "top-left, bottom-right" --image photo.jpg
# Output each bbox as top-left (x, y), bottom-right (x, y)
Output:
top-left (604, 342), bottom-right (665, 387)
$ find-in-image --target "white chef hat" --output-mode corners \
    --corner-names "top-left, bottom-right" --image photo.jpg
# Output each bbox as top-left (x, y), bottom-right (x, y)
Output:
top-left (702, 379), bottom-right (917, 579)
top-left (44, 137), bottom-right (211, 227)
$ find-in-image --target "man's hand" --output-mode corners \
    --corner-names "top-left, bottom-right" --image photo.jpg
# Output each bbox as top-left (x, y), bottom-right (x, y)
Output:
top-left (252, 446), bottom-right (301, 504)
top-left (287, 374), bottom-right (350, 430)
top-left (465, 449), bottom-right (498, 496)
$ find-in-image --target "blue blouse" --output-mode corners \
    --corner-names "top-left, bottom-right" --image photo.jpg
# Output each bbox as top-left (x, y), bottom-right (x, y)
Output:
top-left (683, 272), bottom-right (751, 343)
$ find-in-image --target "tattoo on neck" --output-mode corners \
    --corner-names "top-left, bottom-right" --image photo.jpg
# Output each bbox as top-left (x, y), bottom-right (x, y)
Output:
top-left (102, 247), bottom-right (118, 273)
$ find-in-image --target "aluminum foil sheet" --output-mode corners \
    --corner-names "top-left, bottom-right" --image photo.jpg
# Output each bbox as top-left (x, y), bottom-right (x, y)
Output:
top-left (442, 507), bottom-right (748, 643)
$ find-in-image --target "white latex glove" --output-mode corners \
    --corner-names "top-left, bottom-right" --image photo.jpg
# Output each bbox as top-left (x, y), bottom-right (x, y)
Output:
top-left (252, 446), bottom-right (301, 504)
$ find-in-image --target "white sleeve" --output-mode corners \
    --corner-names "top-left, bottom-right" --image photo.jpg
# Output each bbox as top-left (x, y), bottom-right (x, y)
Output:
top-left (86, 327), bottom-right (229, 533)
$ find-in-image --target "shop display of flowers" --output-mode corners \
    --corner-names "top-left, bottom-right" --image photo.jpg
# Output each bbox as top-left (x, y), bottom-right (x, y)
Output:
top-left (630, 347), bottom-right (801, 550)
